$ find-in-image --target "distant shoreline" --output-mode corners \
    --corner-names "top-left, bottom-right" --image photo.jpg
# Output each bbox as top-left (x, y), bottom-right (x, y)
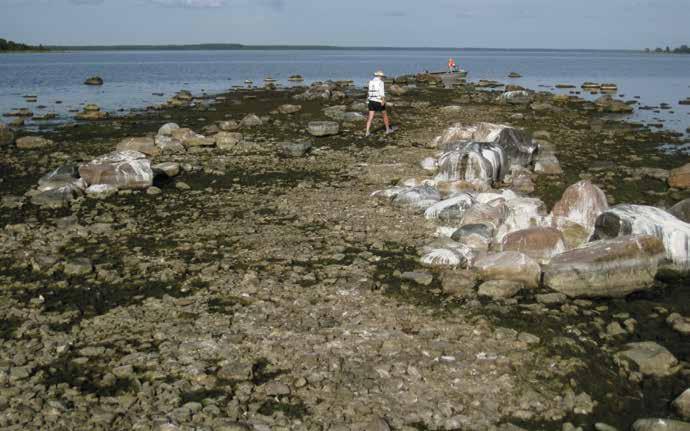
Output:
top-left (38, 44), bottom-right (644, 53)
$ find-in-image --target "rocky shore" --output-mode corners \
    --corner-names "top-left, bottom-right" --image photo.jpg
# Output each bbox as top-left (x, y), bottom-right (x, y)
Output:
top-left (1, 73), bottom-right (690, 431)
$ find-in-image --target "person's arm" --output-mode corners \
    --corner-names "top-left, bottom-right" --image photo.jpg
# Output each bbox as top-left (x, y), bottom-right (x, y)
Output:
top-left (380, 80), bottom-right (386, 105)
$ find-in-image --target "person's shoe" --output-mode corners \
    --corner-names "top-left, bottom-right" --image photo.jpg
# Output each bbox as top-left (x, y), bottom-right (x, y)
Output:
top-left (365, 132), bottom-right (371, 137)
top-left (385, 128), bottom-right (395, 135)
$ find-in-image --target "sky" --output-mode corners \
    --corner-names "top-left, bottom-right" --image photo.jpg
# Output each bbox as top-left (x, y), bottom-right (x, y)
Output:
top-left (1, 0), bottom-right (689, 49)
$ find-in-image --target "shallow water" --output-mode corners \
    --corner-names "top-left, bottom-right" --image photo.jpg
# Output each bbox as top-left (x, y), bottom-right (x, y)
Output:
top-left (1, 49), bottom-right (689, 133)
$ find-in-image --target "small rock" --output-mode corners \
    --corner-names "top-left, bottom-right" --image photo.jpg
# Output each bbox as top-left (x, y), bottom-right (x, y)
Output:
top-left (400, 271), bottom-right (434, 286)
top-left (84, 76), bottom-right (104, 86)
top-left (478, 280), bottom-right (524, 299)
top-left (16, 136), bottom-right (53, 149)
top-left (239, 114), bottom-right (262, 127)
top-left (279, 140), bottom-right (312, 157)
top-left (64, 258), bottom-right (93, 276)
top-left (307, 121), bottom-right (339, 137)
top-left (176, 181), bottom-right (191, 191)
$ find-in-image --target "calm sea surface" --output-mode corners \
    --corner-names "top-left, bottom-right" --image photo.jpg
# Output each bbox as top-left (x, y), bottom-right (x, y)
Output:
top-left (1, 49), bottom-right (689, 134)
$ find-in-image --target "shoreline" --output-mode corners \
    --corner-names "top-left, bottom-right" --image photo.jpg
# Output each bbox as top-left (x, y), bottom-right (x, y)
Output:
top-left (1, 72), bottom-right (690, 430)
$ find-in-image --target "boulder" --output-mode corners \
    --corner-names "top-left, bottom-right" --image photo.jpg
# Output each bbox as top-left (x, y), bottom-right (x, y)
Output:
top-left (461, 201), bottom-right (509, 229)
top-left (392, 184), bottom-right (441, 212)
top-left (84, 76), bottom-right (104, 86)
top-left (478, 280), bottom-right (524, 299)
top-left (670, 198), bottom-right (690, 223)
top-left (473, 251), bottom-right (541, 288)
top-left (158, 123), bottom-right (180, 136)
top-left (38, 164), bottom-right (81, 191)
top-left (307, 121), bottom-right (339, 137)
top-left (497, 197), bottom-right (548, 240)
top-left (431, 122), bottom-right (507, 148)
top-left (551, 180), bottom-right (608, 234)
top-left (16, 136), bottom-right (53, 150)
top-left (0, 123), bottom-right (14, 146)
top-left (279, 140), bottom-right (312, 158)
top-left (152, 162), bottom-right (180, 178)
top-left (240, 114), bottom-right (263, 127)
top-left (543, 235), bottom-right (665, 298)
top-left (593, 204), bottom-right (690, 269)
top-left (79, 150), bottom-right (153, 190)
top-left (594, 95), bottom-right (634, 113)
top-left (632, 419), bottom-right (690, 431)
top-left (214, 132), bottom-right (242, 150)
top-left (534, 153), bottom-right (563, 175)
top-left (116, 137), bottom-right (159, 156)
top-left (155, 135), bottom-right (186, 154)
top-left (278, 104), bottom-right (302, 114)
top-left (498, 90), bottom-right (531, 105)
top-left (501, 227), bottom-right (566, 264)
top-left (420, 239), bottom-right (476, 267)
top-left (218, 120), bottom-right (240, 131)
top-left (669, 163), bottom-right (690, 189)
top-left (424, 193), bottom-right (475, 221)
top-left (616, 342), bottom-right (679, 378)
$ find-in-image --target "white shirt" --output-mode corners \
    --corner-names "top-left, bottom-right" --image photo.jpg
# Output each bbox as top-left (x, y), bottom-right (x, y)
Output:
top-left (368, 77), bottom-right (385, 103)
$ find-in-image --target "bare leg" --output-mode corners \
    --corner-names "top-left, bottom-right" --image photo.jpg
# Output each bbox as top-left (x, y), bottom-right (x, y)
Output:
top-left (383, 111), bottom-right (391, 132)
top-left (366, 111), bottom-right (375, 136)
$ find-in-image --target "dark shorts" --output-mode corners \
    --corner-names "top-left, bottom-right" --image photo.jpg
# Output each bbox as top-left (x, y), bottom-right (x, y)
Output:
top-left (368, 100), bottom-right (385, 112)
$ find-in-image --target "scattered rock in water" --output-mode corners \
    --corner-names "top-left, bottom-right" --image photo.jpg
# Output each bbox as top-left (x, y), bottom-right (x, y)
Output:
top-left (473, 251), bottom-right (541, 288)
top-left (158, 122), bottom-right (180, 136)
top-left (288, 74), bottom-right (304, 82)
top-left (116, 136), bottom-right (160, 157)
top-left (478, 280), bottom-right (524, 299)
top-left (543, 235), bottom-right (665, 298)
top-left (508, 72), bottom-right (522, 78)
top-left (239, 113), bottom-right (263, 127)
top-left (15, 135), bottom-right (53, 150)
top-left (582, 82), bottom-right (600, 90)
top-left (498, 90), bottom-right (532, 105)
top-left (9, 117), bottom-right (24, 128)
top-left (79, 150), bottom-right (154, 190)
top-left (75, 104), bottom-right (109, 120)
top-left (501, 227), bottom-right (566, 264)
top-left (4, 108), bottom-right (33, 117)
top-left (307, 121), bottom-right (339, 137)
top-left (595, 95), bottom-right (633, 113)
top-left (555, 83), bottom-right (575, 89)
top-left (669, 163), bottom-right (690, 189)
top-left (616, 341), bottom-right (679, 378)
top-left (593, 204), bottom-right (690, 269)
top-left (277, 104), bottom-right (302, 114)
top-left (279, 140), bottom-right (313, 158)
top-left (84, 76), bottom-right (104, 86)
top-left (0, 123), bottom-right (16, 146)
top-left (669, 198), bottom-right (690, 223)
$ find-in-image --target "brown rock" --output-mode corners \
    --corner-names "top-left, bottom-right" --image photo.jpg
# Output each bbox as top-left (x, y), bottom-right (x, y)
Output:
top-left (473, 251), bottom-right (541, 288)
top-left (16, 136), bottom-right (53, 149)
top-left (116, 137), bottom-right (160, 156)
top-left (501, 227), bottom-right (566, 264)
top-left (669, 163), bottom-right (690, 189)
top-left (551, 180), bottom-right (608, 233)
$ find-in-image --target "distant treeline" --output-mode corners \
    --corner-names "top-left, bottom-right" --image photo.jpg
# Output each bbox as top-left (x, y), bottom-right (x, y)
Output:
top-left (48, 43), bottom-right (340, 51)
top-left (0, 38), bottom-right (49, 52)
top-left (645, 45), bottom-right (690, 54)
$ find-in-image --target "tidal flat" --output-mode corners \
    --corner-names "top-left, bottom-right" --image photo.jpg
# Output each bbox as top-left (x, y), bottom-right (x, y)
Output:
top-left (1, 74), bottom-right (690, 430)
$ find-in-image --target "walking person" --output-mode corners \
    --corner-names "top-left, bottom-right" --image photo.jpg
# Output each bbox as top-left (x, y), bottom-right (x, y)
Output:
top-left (448, 57), bottom-right (456, 74)
top-left (366, 70), bottom-right (394, 137)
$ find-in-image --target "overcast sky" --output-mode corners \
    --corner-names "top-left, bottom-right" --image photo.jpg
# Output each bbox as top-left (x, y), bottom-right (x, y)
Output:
top-left (1, 0), bottom-right (688, 49)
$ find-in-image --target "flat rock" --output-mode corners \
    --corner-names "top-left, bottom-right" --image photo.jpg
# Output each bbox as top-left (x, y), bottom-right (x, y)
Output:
top-left (215, 132), bottom-right (242, 150)
top-left (218, 120), bottom-right (239, 131)
top-left (277, 104), bottom-right (302, 114)
top-left (116, 137), bottom-right (159, 156)
top-left (616, 342), bottom-right (679, 378)
top-left (473, 251), bottom-right (541, 288)
top-left (401, 271), bottom-right (434, 286)
top-left (64, 258), bottom-right (93, 276)
top-left (279, 140), bottom-right (312, 157)
top-left (84, 76), bottom-right (104, 86)
top-left (86, 184), bottom-right (118, 199)
top-left (544, 235), bottom-right (664, 298)
top-left (667, 313), bottom-right (690, 336)
top-left (16, 136), bottom-right (53, 149)
top-left (478, 280), bottom-right (524, 299)
top-left (308, 121), bottom-right (339, 137)
top-left (633, 419), bottom-right (690, 431)
top-left (153, 162), bottom-right (180, 178)
top-left (501, 227), bottom-right (566, 264)
top-left (593, 204), bottom-right (690, 269)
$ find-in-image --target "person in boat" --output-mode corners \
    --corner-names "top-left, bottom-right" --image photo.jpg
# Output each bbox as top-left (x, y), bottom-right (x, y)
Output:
top-left (448, 58), bottom-right (457, 74)
top-left (366, 70), bottom-right (394, 137)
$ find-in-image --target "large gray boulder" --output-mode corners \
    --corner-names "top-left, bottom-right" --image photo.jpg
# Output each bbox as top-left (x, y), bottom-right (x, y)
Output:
top-left (79, 150), bottom-right (153, 190)
top-left (0, 123), bottom-right (14, 146)
top-left (307, 121), bottom-right (339, 137)
top-left (593, 204), bottom-right (690, 270)
top-left (543, 235), bottom-right (665, 298)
